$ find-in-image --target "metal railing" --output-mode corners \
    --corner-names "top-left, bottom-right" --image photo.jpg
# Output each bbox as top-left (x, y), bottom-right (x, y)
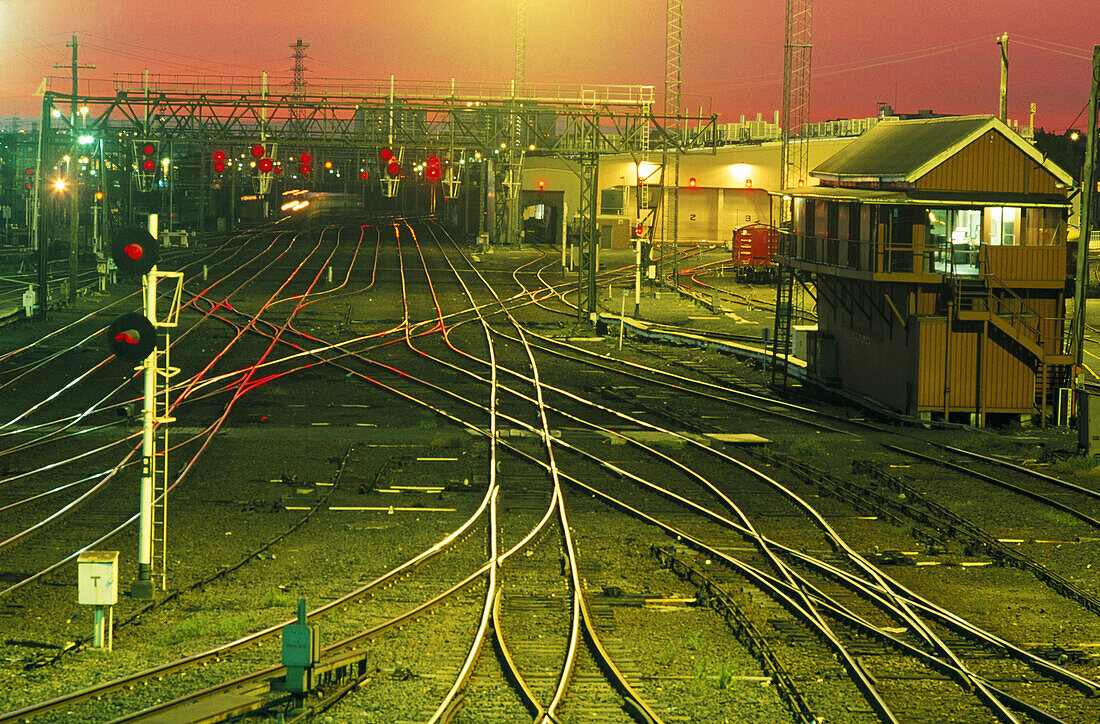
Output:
top-left (107, 73), bottom-right (656, 108)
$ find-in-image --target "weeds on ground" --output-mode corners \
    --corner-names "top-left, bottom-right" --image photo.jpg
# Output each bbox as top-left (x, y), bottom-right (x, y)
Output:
top-left (261, 587), bottom-right (295, 608)
top-left (154, 611), bottom-right (252, 646)
top-left (690, 658), bottom-right (738, 689)
top-left (950, 432), bottom-right (1020, 456)
top-left (716, 663), bottom-right (738, 689)
top-left (1049, 454), bottom-right (1100, 479)
top-left (787, 437), bottom-right (826, 457)
top-left (1034, 508), bottom-right (1081, 526)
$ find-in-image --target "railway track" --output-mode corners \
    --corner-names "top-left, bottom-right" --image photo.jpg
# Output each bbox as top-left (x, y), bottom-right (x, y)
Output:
top-left (1, 216), bottom-right (1099, 722)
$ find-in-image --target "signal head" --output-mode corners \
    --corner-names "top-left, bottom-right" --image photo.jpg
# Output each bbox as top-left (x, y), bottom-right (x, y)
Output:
top-left (106, 313), bottom-right (157, 362)
top-left (111, 227), bottom-right (159, 277)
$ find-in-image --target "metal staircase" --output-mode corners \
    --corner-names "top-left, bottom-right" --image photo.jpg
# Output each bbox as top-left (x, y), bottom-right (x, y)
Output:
top-left (952, 275), bottom-right (1072, 420)
top-left (769, 262), bottom-right (796, 386)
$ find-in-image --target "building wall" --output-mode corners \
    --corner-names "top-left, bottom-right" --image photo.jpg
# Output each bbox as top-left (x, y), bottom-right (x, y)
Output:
top-left (916, 130), bottom-right (1062, 195)
top-left (916, 318), bottom-right (1035, 414)
top-left (522, 137), bottom-right (857, 244)
top-left (816, 276), bottom-right (916, 413)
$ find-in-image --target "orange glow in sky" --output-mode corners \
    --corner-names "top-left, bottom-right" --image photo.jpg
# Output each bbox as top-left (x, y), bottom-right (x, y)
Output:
top-left (0, 0), bottom-right (1095, 131)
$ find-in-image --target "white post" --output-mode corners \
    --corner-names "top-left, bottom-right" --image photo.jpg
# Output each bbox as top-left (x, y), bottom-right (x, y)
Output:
top-left (561, 201), bottom-right (568, 270)
top-left (634, 239), bottom-right (642, 317)
top-left (134, 267), bottom-right (157, 599)
top-left (618, 289), bottom-right (627, 350)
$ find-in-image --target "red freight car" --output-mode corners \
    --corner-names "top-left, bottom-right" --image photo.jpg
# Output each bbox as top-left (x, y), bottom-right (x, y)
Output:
top-left (731, 223), bottom-right (779, 282)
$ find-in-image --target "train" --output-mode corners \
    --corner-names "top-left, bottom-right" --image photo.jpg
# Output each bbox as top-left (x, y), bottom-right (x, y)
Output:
top-left (278, 190), bottom-right (363, 223)
top-left (730, 222), bottom-right (779, 282)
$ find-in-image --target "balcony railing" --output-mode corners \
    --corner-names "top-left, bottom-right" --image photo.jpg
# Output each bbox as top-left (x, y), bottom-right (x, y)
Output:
top-left (781, 231), bottom-right (1068, 283)
top-left (780, 231), bottom-right (918, 274)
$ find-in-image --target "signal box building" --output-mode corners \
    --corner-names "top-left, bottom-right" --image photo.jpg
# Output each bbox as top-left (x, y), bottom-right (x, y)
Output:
top-left (780, 115), bottom-right (1076, 424)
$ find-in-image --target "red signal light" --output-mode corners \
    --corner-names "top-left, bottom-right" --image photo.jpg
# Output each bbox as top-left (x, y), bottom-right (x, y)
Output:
top-left (106, 313), bottom-right (157, 361)
top-left (300, 164), bottom-right (311, 175)
top-left (688, 177), bottom-right (696, 188)
top-left (424, 155), bottom-right (442, 181)
top-left (380, 147), bottom-right (393, 162)
top-left (25, 168), bottom-right (33, 175)
top-left (634, 224), bottom-right (645, 237)
top-left (537, 179), bottom-right (546, 190)
top-left (360, 170), bottom-right (369, 180)
top-left (387, 161), bottom-right (400, 178)
top-left (111, 227), bottom-right (159, 276)
top-left (213, 150), bottom-right (226, 162)
top-left (274, 166), bottom-right (282, 174)
top-left (251, 144), bottom-right (265, 158)
top-left (142, 144), bottom-right (156, 156)
top-left (142, 158), bottom-right (157, 172)
top-left (258, 158), bottom-right (274, 173)
top-left (214, 161), bottom-right (226, 173)
top-left (300, 152), bottom-right (312, 165)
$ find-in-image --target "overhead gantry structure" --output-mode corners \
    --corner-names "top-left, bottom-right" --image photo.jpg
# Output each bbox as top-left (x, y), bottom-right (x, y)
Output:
top-left (32, 74), bottom-right (717, 323)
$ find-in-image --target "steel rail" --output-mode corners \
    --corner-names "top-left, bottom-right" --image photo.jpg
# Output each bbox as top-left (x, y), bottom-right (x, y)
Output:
top-left (411, 222), bottom-right (669, 721)
top-left (116, 220), bottom-right (1086, 717)
top-left (420, 223), bottom-right (1081, 720)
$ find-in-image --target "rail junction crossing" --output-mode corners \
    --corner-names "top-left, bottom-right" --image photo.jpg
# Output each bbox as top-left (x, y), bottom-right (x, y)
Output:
top-left (30, 75), bottom-right (718, 324)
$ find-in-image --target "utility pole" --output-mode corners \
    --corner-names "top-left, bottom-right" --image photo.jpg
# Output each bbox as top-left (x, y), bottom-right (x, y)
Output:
top-left (997, 33), bottom-right (1009, 122)
top-left (55, 33), bottom-right (94, 305)
top-left (34, 95), bottom-right (50, 321)
top-left (1075, 44), bottom-right (1099, 452)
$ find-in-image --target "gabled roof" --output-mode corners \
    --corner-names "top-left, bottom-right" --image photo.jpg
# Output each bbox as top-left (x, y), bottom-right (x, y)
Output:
top-left (810, 115), bottom-right (1075, 187)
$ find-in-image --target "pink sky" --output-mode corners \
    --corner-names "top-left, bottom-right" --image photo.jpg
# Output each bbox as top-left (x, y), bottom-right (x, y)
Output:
top-left (0, 0), bottom-right (1096, 131)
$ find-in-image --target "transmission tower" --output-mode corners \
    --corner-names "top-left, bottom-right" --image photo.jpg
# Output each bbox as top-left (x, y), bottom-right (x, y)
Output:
top-left (291, 39), bottom-right (310, 99)
top-left (772, 0), bottom-right (813, 388)
top-left (661, 0), bottom-right (683, 288)
top-left (780, 0), bottom-right (812, 198)
top-left (514, 0), bottom-right (527, 87)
